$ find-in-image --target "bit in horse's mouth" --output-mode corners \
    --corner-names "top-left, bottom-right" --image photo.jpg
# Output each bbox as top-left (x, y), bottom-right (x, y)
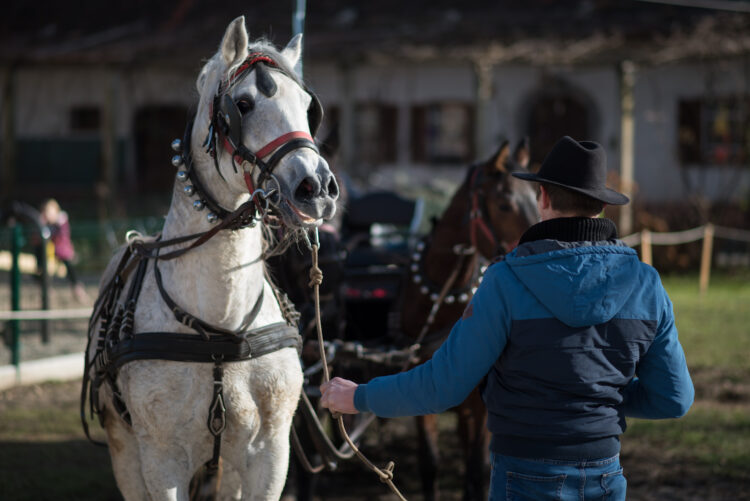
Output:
top-left (286, 200), bottom-right (319, 224)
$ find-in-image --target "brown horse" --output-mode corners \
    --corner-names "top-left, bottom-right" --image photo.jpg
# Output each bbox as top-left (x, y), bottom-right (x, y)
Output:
top-left (399, 139), bottom-right (538, 501)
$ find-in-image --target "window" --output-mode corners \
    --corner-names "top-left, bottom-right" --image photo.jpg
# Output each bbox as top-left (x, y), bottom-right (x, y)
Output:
top-left (354, 103), bottom-right (397, 165)
top-left (678, 97), bottom-right (750, 166)
top-left (411, 102), bottom-right (474, 164)
top-left (69, 106), bottom-right (101, 133)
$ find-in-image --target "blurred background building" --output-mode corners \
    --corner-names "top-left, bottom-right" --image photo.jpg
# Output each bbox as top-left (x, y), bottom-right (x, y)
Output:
top-left (2, 0), bottom-right (750, 234)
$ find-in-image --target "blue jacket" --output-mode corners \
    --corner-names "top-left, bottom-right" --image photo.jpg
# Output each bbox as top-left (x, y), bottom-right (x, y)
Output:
top-left (354, 218), bottom-right (694, 460)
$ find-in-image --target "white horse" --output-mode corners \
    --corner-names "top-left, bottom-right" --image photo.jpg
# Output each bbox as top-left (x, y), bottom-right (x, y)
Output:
top-left (83, 17), bottom-right (338, 501)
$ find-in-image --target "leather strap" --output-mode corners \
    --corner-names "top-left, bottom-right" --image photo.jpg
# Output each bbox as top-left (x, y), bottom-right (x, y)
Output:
top-left (105, 322), bottom-right (301, 370)
top-left (153, 258), bottom-right (265, 340)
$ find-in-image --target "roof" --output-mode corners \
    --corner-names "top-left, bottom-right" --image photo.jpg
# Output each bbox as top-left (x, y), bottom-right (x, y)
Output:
top-left (2, 0), bottom-right (750, 67)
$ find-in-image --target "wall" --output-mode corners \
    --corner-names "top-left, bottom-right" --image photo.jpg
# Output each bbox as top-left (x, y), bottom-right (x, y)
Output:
top-left (4, 55), bottom-right (750, 205)
top-left (635, 60), bottom-right (750, 202)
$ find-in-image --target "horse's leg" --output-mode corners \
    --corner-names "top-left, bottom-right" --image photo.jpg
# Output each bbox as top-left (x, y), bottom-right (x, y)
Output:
top-left (235, 350), bottom-right (302, 501)
top-left (416, 414), bottom-right (440, 501)
top-left (240, 430), bottom-right (293, 501)
top-left (456, 389), bottom-right (489, 501)
top-left (282, 426), bottom-right (319, 501)
top-left (103, 407), bottom-right (150, 501)
top-left (138, 439), bottom-right (194, 501)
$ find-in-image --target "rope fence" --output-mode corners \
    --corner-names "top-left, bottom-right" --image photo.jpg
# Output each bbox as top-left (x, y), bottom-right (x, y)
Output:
top-left (0, 308), bottom-right (92, 321)
top-left (1, 223), bottom-right (748, 371)
top-left (621, 223), bottom-right (750, 295)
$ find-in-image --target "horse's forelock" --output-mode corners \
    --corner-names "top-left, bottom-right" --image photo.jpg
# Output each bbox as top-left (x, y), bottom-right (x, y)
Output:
top-left (198, 39), bottom-right (304, 104)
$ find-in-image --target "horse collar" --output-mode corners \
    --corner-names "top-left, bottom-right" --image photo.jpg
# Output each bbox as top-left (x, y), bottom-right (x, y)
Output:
top-left (171, 121), bottom-right (262, 228)
top-left (409, 238), bottom-right (483, 305)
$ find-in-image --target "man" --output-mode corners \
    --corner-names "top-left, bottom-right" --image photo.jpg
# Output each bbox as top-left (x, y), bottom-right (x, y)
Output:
top-left (321, 136), bottom-right (694, 500)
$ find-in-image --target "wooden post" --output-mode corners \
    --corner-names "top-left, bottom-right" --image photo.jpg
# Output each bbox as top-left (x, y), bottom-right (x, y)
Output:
top-left (473, 58), bottom-right (493, 158)
top-left (1, 66), bottom-right (16, 201)
top-left (292, 0), bottom-right (307, 76)
top-left (641, 229), bottom-right (652, 265)
top-left (339, 63), bottom-right (356, 177)
top-left (618, 61), bottom-right (636, 236)
top-left (699, 223), bottom-right (714, 296)
top-left (97, 71), bottom-right (117, 223)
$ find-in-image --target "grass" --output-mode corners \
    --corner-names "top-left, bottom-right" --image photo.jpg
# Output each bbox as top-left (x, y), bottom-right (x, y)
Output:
top-left (663, 270), bottom-right (750, 370)
top-left (622, 270), bottom-right (750, 485)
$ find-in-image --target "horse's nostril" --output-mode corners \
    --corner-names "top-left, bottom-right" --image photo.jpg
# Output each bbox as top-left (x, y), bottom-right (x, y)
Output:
top-left (295, 178), bottom-right (316, 200)
top-left (328, 178), bottom-right (339, 197)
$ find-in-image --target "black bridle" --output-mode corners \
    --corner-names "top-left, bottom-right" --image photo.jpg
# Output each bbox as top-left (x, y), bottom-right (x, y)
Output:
top-left (204, 52), bottom-right (323, 201)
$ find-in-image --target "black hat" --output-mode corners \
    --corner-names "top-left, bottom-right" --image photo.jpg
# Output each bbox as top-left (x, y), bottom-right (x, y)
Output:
top-left (512, 136), bottom-right (629, 205)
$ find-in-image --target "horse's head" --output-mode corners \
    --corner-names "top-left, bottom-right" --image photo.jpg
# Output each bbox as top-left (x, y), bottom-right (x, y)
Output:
top-left (191, 17), bottom-right (338, 229)
top-left (467, 139), bottom-right (539, 258)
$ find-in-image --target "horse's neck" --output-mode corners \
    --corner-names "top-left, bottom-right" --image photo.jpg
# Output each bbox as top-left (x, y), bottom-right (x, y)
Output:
top-left (157, 179), bottom-right (276, 330)
top-left (422, 183), bottom-right (478, 288)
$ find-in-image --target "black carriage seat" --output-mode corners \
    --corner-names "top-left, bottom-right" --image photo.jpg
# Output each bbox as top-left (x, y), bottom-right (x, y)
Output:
top-left (342, 191), bottom-right (424, 269)
top-left (339, 191), bottom-right (424, 342)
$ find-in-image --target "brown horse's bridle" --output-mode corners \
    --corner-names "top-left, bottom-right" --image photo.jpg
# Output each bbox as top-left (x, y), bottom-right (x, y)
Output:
top-left (467, 163), bottom-right (517, 257)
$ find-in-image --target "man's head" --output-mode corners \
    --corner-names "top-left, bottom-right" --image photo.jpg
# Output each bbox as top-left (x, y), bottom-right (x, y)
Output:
top-left (512, 136), bottom-right (628, 221)
top-left (536, 182), bottom-right (604, 219)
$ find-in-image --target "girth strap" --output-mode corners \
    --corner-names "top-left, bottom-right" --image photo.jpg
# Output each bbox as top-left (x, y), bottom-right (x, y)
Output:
top-left (104, 322), bottom-right (301, 370)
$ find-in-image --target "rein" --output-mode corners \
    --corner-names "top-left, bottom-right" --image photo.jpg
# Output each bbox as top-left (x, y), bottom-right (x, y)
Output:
top-left (306, 232), bottom-right (408, 501)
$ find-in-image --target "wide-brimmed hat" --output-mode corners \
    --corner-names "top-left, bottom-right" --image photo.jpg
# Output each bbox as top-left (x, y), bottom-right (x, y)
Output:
top-left (512, 136), bottom-right (629, 205)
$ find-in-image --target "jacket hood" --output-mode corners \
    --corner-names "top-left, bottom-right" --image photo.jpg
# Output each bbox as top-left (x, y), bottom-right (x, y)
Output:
top-left (505, 241), bottom-right (640, 327)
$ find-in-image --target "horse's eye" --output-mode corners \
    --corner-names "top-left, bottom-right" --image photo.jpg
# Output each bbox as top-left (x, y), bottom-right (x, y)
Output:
top-left (236, 98), bottom-right (254, 115)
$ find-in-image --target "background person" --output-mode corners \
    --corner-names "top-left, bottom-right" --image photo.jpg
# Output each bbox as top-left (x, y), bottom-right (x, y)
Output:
top-left (320, 135), bottom-right (694, 501)
top-left (40, 198), bottom-right (88, 302)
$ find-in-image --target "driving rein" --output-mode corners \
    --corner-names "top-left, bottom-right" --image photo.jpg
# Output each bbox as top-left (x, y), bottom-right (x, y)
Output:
top-left (81, 51), bottom-right (319, 473)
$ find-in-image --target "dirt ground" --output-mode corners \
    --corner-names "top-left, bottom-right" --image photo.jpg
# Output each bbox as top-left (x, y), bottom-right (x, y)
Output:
top-left (1, 376), bottom-right (749, 500)
top-left (2, 276), bottom-right (749, 500)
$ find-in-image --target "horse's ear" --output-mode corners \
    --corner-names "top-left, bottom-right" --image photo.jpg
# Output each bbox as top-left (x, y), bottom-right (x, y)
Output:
top-left (282, 34), bottom-right (303, 73)
top-left (491, 140), bottom-right (511, 173)
top-left (220, 16), bottom-right (249, 70)
top-left (514, 136), bottom-right (531, 169)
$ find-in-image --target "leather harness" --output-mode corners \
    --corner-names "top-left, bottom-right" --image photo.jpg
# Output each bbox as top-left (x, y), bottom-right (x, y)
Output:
top-left (80, 50), bottom-right (317, 473)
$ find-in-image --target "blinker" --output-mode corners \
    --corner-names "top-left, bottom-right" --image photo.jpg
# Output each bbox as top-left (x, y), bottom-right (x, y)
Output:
top-left (219, 94), bottom-right (243, 148)
top-left (254, 62), bottom-right (278, 97)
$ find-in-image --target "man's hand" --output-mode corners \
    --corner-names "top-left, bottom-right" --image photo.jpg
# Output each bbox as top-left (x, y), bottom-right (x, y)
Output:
top-left (320, 377), bottom-right (360, 415)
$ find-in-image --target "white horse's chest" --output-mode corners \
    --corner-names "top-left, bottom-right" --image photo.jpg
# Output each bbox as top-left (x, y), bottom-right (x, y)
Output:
top-left (118, 349), bottom-right (302, 446)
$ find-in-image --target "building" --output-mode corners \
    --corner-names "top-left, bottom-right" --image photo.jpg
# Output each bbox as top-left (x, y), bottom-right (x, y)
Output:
top-left (2, 0), bottom-right (750, 232)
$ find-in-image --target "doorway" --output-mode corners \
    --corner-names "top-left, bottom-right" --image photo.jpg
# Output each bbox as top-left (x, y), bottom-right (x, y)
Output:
top-left (526, 94), bottom-right (591, 171)
top-left (134, 106), bottom-right (189, 195)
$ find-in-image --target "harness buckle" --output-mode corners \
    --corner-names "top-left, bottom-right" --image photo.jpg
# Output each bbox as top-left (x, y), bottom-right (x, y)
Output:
top-left (208, 355), bottom-right (226, 436)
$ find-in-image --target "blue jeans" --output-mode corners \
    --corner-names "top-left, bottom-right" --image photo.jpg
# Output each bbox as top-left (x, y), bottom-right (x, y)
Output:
top-left (489, 453), bottom-right (626, 501)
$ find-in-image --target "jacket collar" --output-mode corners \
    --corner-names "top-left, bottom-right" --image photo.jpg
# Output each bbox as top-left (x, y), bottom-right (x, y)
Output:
top-left (519, 217), bottom-right (618, 245)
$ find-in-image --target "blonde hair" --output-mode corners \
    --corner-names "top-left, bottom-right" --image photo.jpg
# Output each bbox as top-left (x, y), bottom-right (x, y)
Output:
top-left (41, 198), bottom-right (61, 224)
